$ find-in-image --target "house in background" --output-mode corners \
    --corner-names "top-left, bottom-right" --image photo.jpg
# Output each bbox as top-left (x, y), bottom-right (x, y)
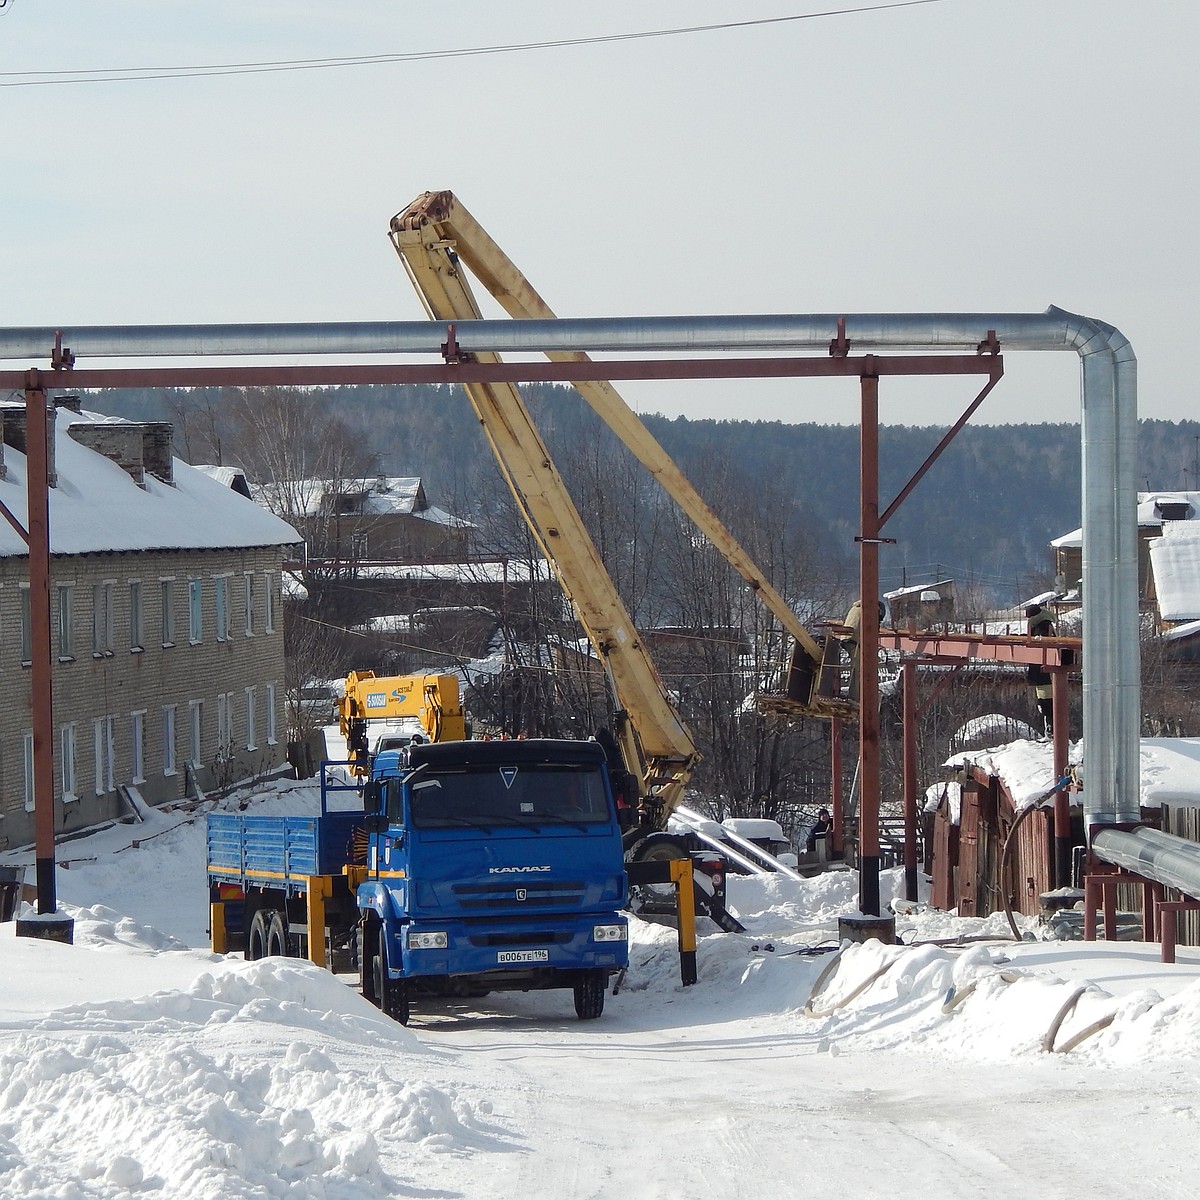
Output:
top-left (884, 580), bottom-right (956, 629)
top-left (0, 399), bottom-right (300, 851)
top-left (255, 475), bottom-right (472, 564)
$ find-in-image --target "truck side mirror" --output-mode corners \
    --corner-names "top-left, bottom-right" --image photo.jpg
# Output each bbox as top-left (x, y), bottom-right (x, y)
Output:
top-left (363, 780), bottom-right (382, 813)
top-left (363, 814), bottom-right (390, 834)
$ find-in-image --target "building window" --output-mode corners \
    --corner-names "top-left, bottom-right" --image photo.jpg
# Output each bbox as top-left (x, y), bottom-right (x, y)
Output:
top-left (20, 584), bottom-right (30, 664)
top-left (266, 683), bottom-right (277, 745)
top-left (92, 581), bottom-right (114, 656)
top-left (129, 580), bottom-right (144, 651)
top-left (93, 718), bottom-right (105, 795)
top-left (57, 584), bottom-right (74, 659)
top-left (217, 692), bottom-right (234, 756)
top-left (131, 711), bottom-right (145, 784)
top-left (245, 687), bottom-right (257, 750)
top-left (264, 573), bottom-right (275, 633)
top-left (105, 716), bottom-right (116, 793)
top-left (351, 532), bottom-right (369, 559)
top-left (61, 723), bottom-right (78, 801)
top-left (244, 573), bottom-right (254, 636)
top-left (188, 579), bottom-right (202, 643)
top-left (163, 706), bottom-right (177, 775)
top-left (189, 700), bottom-right (203, 766)
top-left (160, 578), bottom-right (176, 646)
top-left (214, 576), bottom-right (229, 642)
top-left (22, 731), bottom-right (34, 812)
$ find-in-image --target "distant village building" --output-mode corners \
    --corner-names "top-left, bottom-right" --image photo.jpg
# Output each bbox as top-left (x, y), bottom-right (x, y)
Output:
top-left (254, 475), bottom-right (472, 564)
top-left (883, 580), bottom-right (956, 629)
top-left (0, 400), bottom-right (300, 851)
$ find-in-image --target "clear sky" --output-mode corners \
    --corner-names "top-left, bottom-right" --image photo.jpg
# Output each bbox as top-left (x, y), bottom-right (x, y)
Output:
top-left (2, 0), bottom-right (1196, 426)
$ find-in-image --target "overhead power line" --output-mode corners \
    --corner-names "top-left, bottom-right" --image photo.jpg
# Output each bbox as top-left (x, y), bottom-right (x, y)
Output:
top-left (1, 1), bottom-right (949, 88)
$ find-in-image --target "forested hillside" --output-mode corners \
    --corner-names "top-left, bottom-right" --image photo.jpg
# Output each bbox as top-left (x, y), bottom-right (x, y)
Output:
top-left (87, 384), bottom-right (1198, 607)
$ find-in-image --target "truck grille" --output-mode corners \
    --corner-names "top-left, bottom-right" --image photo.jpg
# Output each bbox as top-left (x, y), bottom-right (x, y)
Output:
top-left (452, 880), bottom-right (586, 909)
top-left (467, 930), bottom-right (572, 947)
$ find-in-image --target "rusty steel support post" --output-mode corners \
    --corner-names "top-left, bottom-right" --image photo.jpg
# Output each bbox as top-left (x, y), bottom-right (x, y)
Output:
top-left (1052, 669), bottom-right (1072, 887)
top-left (902, 659), bottom-right (919, 902)
top-left (830, 717), bottom-right (844, 856)
top-left (858, 372), bottom-right (883, 918)
top-left (23, 384), bottom-right (65, 928)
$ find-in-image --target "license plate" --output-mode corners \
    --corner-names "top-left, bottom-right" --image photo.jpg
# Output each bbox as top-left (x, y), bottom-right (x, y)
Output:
top-left (497, 949), bottom-right (549, 964)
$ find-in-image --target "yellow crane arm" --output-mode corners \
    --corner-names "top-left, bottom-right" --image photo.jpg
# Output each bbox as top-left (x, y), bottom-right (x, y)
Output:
top-left (389, 198), bottom-right (699, 816)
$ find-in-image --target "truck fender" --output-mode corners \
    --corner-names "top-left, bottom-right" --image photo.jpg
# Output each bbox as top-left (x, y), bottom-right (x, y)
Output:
top-left (356, 881), bottom-right (396, 922)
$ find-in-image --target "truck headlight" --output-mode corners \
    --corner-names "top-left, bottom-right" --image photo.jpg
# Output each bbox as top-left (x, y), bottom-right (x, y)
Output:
top-left (408, 931), bottom-right (449, 950)
top-left (592, 924), bottom-right (628, 943)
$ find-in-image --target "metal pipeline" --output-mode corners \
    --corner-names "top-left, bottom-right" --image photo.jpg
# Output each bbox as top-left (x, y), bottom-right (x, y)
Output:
top-left (0, 306), bottom-right (1139, 830)
top-left (1091, 826), bottom-right (1200, 899)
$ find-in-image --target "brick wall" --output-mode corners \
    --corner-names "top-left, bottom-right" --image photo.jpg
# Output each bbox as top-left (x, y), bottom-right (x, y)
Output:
top-left (0, 545), bottom-right (288, 849)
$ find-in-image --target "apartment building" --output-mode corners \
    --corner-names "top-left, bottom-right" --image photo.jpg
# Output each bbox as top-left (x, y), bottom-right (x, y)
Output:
top-left (0, 400), bottom-right (300, 850)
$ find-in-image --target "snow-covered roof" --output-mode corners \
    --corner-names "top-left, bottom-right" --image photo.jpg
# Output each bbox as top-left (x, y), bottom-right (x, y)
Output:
top-left (1052, 490), bottom-right (1200, 549)
top-left (0, 411), bottom-right (300, 557)
top-left (252, 475), bottom-right (472, 528)
top-left (192, 465), bottom-right (252, 497)
top-left (884, 579), bottom-right (953, 601)
top-left (1149, 524), bottom-right (1200, 622)
top-left (945, 736), bottom-right (1200, 814)
top-left (327, 559), bottom-right (554, 584)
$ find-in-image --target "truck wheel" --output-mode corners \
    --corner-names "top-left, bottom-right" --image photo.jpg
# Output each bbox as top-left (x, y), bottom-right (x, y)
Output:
top-left (266, 910), bottom-right (289, 958)
top-left (246, 909), bottom-right (270, 961)
top-left (358, 921), bottom-right (378, 1004)
top-left (373, 927), bottom-right (410, 1025)
top-left (573, 969), bottom-right (607, 1020)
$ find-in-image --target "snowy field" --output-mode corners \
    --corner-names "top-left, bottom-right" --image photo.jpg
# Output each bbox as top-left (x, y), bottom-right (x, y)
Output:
top-left (4, 774), bottom-right (1200, 1198)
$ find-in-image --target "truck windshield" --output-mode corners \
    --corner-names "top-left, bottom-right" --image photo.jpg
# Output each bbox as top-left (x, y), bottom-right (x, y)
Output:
top-left (409, 764), bottom-right (612, 831)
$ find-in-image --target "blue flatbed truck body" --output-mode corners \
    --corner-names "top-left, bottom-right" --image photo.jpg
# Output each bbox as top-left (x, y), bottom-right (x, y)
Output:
top-left (206, 739), bottom-right (629, 1022)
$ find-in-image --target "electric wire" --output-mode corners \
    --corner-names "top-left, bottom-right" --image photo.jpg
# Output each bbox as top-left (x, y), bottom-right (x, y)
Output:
top-left (0, 1), bottom-right (951, 88)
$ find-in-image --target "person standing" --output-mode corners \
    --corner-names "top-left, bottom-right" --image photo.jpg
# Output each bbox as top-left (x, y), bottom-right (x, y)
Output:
top-left (1025, 602), bottom-right (1056, 735)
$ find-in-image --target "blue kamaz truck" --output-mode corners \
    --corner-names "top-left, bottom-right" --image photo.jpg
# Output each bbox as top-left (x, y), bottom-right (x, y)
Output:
top-left (207, 738), bottom-right (629, 1024)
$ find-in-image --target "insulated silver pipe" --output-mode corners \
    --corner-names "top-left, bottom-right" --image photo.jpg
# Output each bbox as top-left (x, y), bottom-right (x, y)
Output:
top-left (1091, 827), bottom-right (1200, 899)
top-left (0, 306), bottom-right (1138, 829)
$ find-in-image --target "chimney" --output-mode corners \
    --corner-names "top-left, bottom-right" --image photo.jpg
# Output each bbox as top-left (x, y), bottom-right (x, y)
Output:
top-left (142, 422), bottom-right (175, 487)
top-left (1, 402), bottom-right (57, 487)
top-left (53, 394), bottom-right (83, 415)
top-left (68, 423), bottom-right (146, 487)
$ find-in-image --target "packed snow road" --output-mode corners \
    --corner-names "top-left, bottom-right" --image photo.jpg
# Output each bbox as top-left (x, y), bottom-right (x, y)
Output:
top-left (4, 779), bottom-right (1200, 1197)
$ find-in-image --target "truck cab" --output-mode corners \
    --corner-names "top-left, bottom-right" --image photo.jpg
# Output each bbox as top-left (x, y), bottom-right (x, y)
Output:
top-left (356, 738), bottom-right (629, 1023)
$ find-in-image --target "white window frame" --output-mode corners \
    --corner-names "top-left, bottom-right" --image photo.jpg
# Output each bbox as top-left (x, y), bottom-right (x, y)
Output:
top-left (266, 683), bottom-right (277, 745)
top-left (92, 580), bottom-right (115, 657)
top-left (189, 699), bottom-right (203, 766)
top-left (61, 722), bottom-right (78, 802)
top-left (129, 579), bottom-right (144, 651)
top-left (214, 575), bottom-right (229, 642)
top-left (160, 577), bottom-right (176, 647)
top-left (264, 572), bottom-right (275, 634)
top-left (19, 583), bottom-right (31, 665)
top-left (93, 717), bottom-right (106, 795)
top-left (245, 686), bottom-right (257, 751)
top-left (22, 731), bottom-right (34, 812)
top-left (57, 583), bottom-right (74, 659)
top-left (105, 716), bottom-right (116, 793)
top-left (243, 573), bottom-right (254, 636)
top-left (188, 578), bottom-right (203, 644)
top-left (131, 710), bottom-right (146, 784)
top-left (163, 705), bottom-right (177, 775)
top-left (217, 692), bottom-right (234, 755)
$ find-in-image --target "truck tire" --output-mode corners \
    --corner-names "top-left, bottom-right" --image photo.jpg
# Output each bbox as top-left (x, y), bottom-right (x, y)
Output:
top-left (358, 920), bottom-right (378, 1005)
top-left (246, 909), bottom-right (270, 961)
top-left (266, 910), bottom-right (289, 958)
top-left (373, 927), bottom-right (410, 1025)
top-left (573, 969), bottom-right (607, 1020)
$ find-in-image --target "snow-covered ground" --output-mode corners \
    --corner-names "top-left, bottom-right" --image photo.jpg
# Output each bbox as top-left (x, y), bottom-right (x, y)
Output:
top-left (4, 773), bottom-right (1200, 1197)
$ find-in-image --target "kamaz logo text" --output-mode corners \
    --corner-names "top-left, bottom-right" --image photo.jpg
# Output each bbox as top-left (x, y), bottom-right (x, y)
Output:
top-left (488, 865), bottom-right (551, 874)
